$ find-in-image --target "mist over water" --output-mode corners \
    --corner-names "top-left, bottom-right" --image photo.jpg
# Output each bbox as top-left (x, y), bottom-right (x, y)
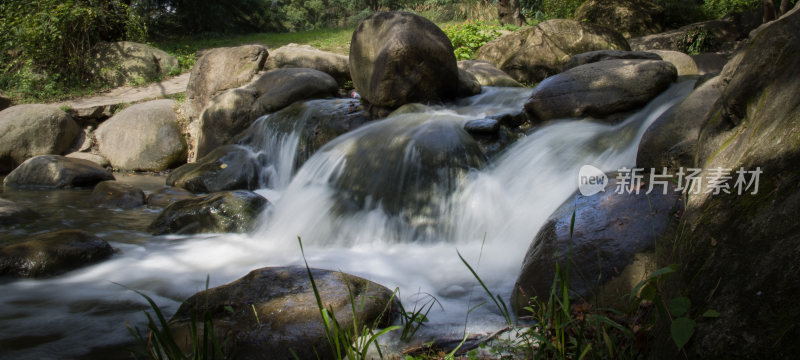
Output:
top-left (0, 82), bottom-right (694, 359)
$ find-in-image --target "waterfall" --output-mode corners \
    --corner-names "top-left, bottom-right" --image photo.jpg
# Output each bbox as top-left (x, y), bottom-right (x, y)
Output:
top-left (0, 82), bottom-right (694, 359)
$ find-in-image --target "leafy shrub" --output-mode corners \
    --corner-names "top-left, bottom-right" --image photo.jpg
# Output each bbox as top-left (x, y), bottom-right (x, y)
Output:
top-left (702, 0), bottom-right (760, 18)
top-left (442, 20), bottom-right (505, 61)
top-left (677, 27), bottom-right (715, 55)
top-left (0, 0), bottom-right (146, 101)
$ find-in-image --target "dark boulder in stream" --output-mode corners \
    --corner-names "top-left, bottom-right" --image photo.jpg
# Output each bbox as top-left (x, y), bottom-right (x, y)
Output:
top-left (316, 116), bottom-right (486, 234)
top-left (3, 155), bottom-right (114, 189)
top-left (167, 266), bottom-right (396, 360)
top-left (349, 11), bottom-right (459, 114)
top-left (514, 176), bottom-right (682, 312)
top-left (0, 230), bottom-right (114, 278)
top-left (168, 145), bottom-right (263, 193)
top-left (148, 190), bottom-right (268, 235)
top-left (88, 180), bottom-right (146, 209)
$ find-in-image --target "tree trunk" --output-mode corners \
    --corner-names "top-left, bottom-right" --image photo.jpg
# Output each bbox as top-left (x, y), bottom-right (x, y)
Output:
top-left (496, 0), bottom-right (526, 27)
top-left (762, 0), bottom-right (777, 22)
top-left (780, 0), bottom-right (792, 15)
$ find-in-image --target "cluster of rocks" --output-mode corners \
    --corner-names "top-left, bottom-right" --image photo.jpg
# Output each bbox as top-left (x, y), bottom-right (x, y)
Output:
top-left (3, 5), bottom-right (791, 356)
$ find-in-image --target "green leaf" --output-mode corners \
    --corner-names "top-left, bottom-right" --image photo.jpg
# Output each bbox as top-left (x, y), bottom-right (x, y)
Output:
top-left (646, 266), bottom-right (676, 280)
top-left (702, 309), bottom-right (721, 318)
top-left (668, 297), bottom-right (691, 317)
top-left (670, 317), bottom-right (696, 350)
top-left (639, 283), bottom-right (657, 301)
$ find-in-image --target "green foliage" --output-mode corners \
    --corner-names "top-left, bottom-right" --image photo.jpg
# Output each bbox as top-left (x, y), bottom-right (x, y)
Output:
top-left (395, 292), bottom-right (441, 342)
top-left (442, 20), bottom-right (506, 61)
top-left (0, 0), bottom-right (146, 102)
top-left (702, 0), bottom-right (760, 18)
top-left (630, 265), bottom-right (720, 352)
top-left (677, 27), bottom-right (715, 55)
top-left (124, 277), bottom-right (227, 360)
top-left (653, 0), bottom-right (709, 28)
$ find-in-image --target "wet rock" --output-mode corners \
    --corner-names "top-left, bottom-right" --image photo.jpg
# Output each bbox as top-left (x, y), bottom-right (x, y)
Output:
top-left (3, 155), bottom-right (114, 189)
top-left (93, 41), bottom-right (178, 87)
top-left (563, 50), bottom-right (662, 71)
top-left (0, 230), bottom-right (114, 278)
top-left (96, 99), bottom-right (187, 171)
top-left (167, 145), bottom-right (263, 193)
top-left (349, 12), bottom-right (459, 112)
top-left (464, 118), bottom-right (500, 134)
top-left (513, 177), bottom-right (681, 312)
top-left (457, 60), bottom-right (522, 87)
top-left (264, 44), bottom-right (350, 86)
top-left (476, 19), bottom-right (629, 84)
top-left (322, 117), bottom-right (486, 232)
top-left (182, 45), bottom-right (269, 122)
top-left (146, 187), bottom-right (196, 208)
top-left (237, 99), bottom-right (370, 171)
top-left (88, 180), bottom-right (146, 209)
top-left (167, 266), bottom-right (396, 360)
top-left (0, 198), bottom-right (40, 225)
top-left (0, 105), bottom-right (80, 174)
top-left (524, 59), bottom-right (677, 123)
top-left (637, 75), bottom-right (724, 173)
top-left (195, 68), bottom-right (338, 158)
top-left (575, 0), bottom-right (665, 38)
top-left (456, 68), bottom-right (482, 97)
top-left (148, 190), bottom-right (268, 235)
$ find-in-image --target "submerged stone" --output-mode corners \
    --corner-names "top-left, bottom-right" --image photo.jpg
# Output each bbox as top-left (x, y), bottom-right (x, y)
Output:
top-left (0, 230), bottom-right (114, 278)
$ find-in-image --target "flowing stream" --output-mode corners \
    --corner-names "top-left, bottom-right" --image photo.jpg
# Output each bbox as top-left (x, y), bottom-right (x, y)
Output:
top-left (0, 81), bottom-right (694, 359)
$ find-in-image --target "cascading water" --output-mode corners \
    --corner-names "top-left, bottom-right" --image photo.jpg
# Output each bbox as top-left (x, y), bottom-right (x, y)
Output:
top-left (0, 81), bottom-right (694, 359)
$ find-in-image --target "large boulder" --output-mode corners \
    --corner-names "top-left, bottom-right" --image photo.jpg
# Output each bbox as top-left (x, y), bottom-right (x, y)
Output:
top-left (0, 230), bottom-right (114, 278)
top-left (349, 12), bottom-right (459, 113)
top-left (237, 99), bottom-right (370, 172)
top-left (96, 99), bottom-right (187, 171)
top-left (0, 198), bottom-right (40, 225)
top-left (562, 49), bottom-right (662, 71)
top-left (147, 190), bottom-right (268, 235)
top-left (457, 60), bottom-right (522, 87)
top-left (475, 19), bottom-right (630, 84)
top-left (316, 116), bottom-right (486, 235)
top-left (167, 266), bottom-right (396, 359)
top-left (88, 181), bottom-right (146, 209)
top-left (94, 41), bottom-right (179, 87)
top-left (524, 59), bottom-right (677, 122)
top-left (195, 68), bottom-right (339, 158)
top-left (264, 44), bottom-right (350, 85)
top-left (146, 187), bottom-right (196, 208)
top-left (636, 75), bottom-right (724, 173)
top-left (168, 145), bottom-right (263, 193)
top-left (182, 45), bottom-right (269, 121)
top-left (514, 176), bottom-right (681, 312)
top-left (574, 0), bottom-right (665, 38)
top-left (65, 152), bottom-right (110, 167)
top-left (660, 6), bottom-right (800, 359)
top-left (3, 155), bottom-right (114, 189)
top-left (0, 105), bottom-right (80, 174)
